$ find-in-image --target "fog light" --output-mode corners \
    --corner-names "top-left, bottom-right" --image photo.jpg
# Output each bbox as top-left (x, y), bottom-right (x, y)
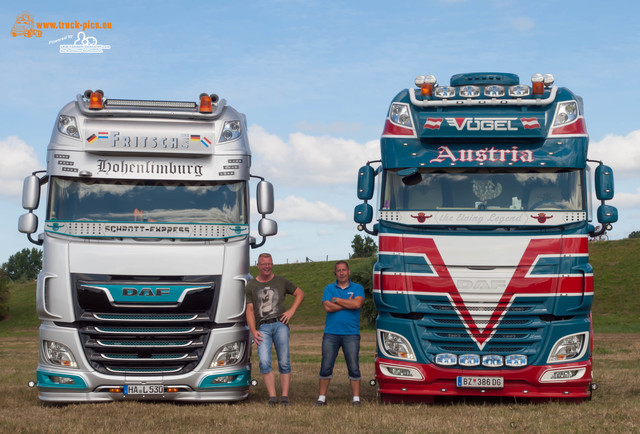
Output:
top-left (508, 85), bottom-right (530, 97)
top-left (434, 86), bottom-right (456, 99)
top-left (379, 364), bottom-right (424, 380)
top-left (540, 367), bottom-right (586, 383)
top-left (505, 355), bottom-right (528, 367)
top-left (458, 354), bottom-right (480, 367)
top-left (50, 376), bottom-right (76, 385)
top-left (435, 353), bottom-right (457, 366)
top-left (459, 85), bottom-right (480, 98)
top-left (482, 355), bottom-right (504, 367)
top-left (211, 375), bottom-right (236, 384)
top-left (484, 85), bottom-right (505, 97)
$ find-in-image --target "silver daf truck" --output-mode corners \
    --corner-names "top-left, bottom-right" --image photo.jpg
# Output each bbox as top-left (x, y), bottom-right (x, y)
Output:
top-left (18, 90), bottom-right (277, 402)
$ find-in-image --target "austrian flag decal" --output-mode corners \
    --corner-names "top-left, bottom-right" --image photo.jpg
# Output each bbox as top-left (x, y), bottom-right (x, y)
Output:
top-left (424, 118), bottom-right (443, 130)
top-left (520, 118), bottom-right (541, 129)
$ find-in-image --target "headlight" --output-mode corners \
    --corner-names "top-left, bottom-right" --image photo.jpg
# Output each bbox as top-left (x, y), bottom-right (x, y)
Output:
top-left (219, 120), bottom-right (242, 142)
top-left (57, 115), bottom-right (79, 138)
top-left (378, 330), bottom-right (416, 361)
top-left (553, 101), bottom-right (579, 126)
top-left (210, 341), bottom-right (245, 368)
top-left (547, 332), bottom-right (588, 363)
top-left (43, 340), bottom-right (78, 368)
top-left (389, 103), bottom-right (413, 128)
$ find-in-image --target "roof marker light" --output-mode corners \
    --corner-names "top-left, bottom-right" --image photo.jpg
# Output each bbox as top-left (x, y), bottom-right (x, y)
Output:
top-left (543, 74), bottom-right (555, 87)
top-left (199, 93), bottom-right (213, 113)
top-left (532, 73), bottom-right (544, 96)
top-left (421, 75), bottom-right (436, 97)
top-left (88, 90), bottom-right (104, 110)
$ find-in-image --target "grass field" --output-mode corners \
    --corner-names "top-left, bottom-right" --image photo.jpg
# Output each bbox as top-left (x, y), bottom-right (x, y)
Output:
top-left (0, 239), bottom-right (638, 432)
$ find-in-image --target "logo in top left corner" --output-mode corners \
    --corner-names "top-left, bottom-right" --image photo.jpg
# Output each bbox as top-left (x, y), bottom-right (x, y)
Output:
top-left (10, 11), bottom-right (42, 38)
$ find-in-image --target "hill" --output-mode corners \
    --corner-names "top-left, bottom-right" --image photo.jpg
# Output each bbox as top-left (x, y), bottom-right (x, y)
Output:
top-left (1, 239), bottom-right (638, 333)
top-left (590, 238), bottom-right (640, 332)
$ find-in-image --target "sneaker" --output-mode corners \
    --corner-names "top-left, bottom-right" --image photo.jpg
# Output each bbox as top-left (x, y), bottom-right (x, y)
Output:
top-left (280, 396), bottom-right (290, 406)
top-left (314, 399), bottom-right (327, 407)
top-left (268, 397), bottom-right (278, 406)
top-left (351, 400), bottom-right (362, 407)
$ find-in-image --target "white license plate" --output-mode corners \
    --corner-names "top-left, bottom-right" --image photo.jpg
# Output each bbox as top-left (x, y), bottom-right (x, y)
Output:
top-left (124, 384), bottom-right (164, 395)
top-left (456, 376), bottom-right (504, 388)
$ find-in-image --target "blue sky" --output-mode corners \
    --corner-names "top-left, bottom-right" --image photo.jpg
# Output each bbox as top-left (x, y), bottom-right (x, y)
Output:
top-left (2, 0), bottom-right (639, 265)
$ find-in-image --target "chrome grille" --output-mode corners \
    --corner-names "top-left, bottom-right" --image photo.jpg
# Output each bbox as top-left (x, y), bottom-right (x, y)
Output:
top-left (74, 275), bottom-right (217, 376)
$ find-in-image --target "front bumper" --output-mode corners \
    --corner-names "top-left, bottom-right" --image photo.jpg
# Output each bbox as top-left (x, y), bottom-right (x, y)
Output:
top-left (375, 357), bottom-right (592, 400)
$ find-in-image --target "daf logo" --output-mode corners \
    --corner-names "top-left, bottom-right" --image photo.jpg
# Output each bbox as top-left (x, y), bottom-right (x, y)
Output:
top-left (456, 279), bottom-right (507, 290)
top-left (122, 287), bottom-right (170, 297)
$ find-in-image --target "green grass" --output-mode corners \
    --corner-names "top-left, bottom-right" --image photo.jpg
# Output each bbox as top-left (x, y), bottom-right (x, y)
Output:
top-left (1, 239), bottom-right (638, 334)
top-left (0, 243), bottom-right (638, 432)
top-left (0, 281), bottom-right (38, 337)
top-left (249, 257), bottom-right (372, 329)
top-left (590, 238), bottom-right (640, 332)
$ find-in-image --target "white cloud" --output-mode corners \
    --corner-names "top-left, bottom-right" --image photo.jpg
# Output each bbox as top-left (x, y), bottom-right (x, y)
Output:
top-left (0, 136), bottom-right (42, 197)
top-left (273, 195), bottom-right (346, 223)
top-left (248, 125), bottom-right (380, 185)
top-left (611, 187), bottom-right (640, 209)
top-left (249, 193), bottom-right (346, 224)
top-left (589, 130), bottom-right (640, 178)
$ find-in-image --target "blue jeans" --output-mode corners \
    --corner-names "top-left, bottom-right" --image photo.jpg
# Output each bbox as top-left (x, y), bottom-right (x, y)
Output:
top-left (257, 321), bottom-right (291, 374)
top-left (319, 333), bottom-right (361, 381)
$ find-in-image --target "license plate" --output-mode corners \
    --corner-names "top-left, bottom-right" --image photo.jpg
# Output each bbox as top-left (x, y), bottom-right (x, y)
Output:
top-left (456, 376), bottom-right (504, 388)
top-left (124, 385), bottom-right (164, 395)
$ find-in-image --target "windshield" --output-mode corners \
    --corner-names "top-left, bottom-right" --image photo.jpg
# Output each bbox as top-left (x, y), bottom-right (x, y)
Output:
top-left (382, 169), bottom-right (583, 211)
top-left (48, 177), bottom-right (247, 224)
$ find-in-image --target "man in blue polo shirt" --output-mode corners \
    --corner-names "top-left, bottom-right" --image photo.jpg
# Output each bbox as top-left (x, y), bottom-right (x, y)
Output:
top-left (314, 260), bottom-right (365, 407)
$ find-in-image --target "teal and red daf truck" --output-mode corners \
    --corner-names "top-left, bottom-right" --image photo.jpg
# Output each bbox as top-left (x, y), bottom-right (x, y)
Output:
top-left (354, 72), bottom-right (618, 402)
top-left (18, 90), bottom-right (277, 402)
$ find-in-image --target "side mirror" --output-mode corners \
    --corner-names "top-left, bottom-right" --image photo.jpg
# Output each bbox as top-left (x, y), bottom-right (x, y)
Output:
top-left (18, 212), bottom-right (38, 234)
top-left (597, 204), bottom-right (618, 224)
top-left (357, 166), bottom-right (375, 200)
top-left (258, 218), bottom-right (277, 237)
top-left (256, 180), bottom-right (274, 215)
top-left (22, 175), bottom-right (41, 210)
top-left (595, 165), bottom-right (614, 201)
top-left (354, 203), bottom-right (373, 224)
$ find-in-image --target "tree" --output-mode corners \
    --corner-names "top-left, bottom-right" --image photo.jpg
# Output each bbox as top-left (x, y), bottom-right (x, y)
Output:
top-left (350, 256), bottom-right (377, 328)
top-left (629, 231), bottom-right (640, 239)
top-left (0, 269), bottom-right (9, 321)
top-left (351, 234), bottom-right (378, 258)
top-left (2, 248), bottom-right (43, 281)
